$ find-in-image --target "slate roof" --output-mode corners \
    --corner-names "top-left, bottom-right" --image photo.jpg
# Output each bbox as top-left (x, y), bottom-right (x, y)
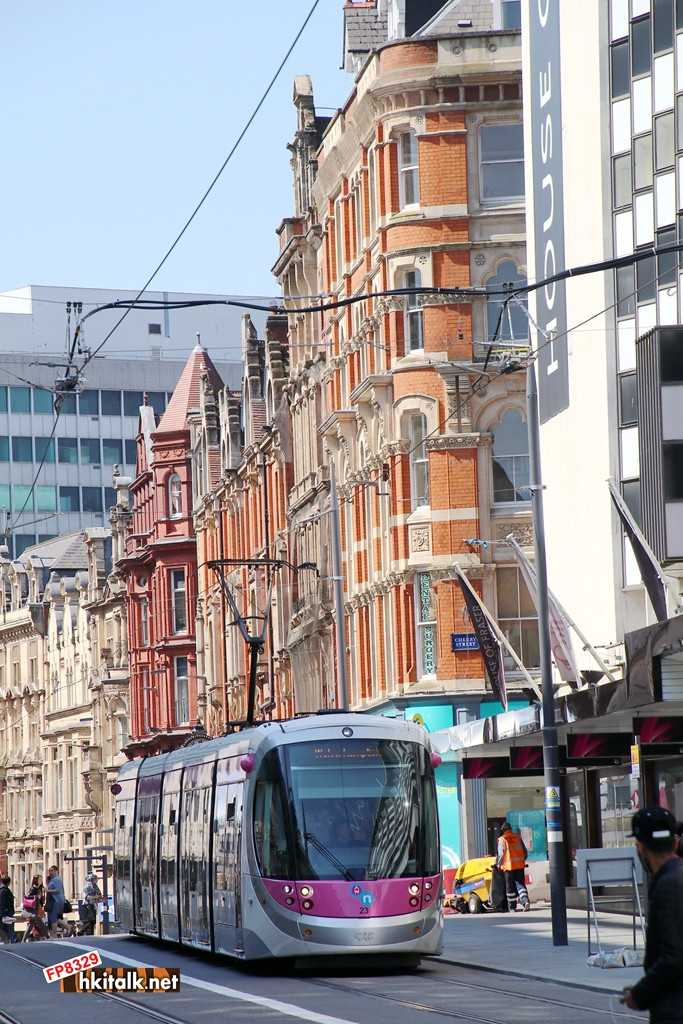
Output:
top-left (155, 341), bottom-right (225, 435)
top-left (344, 3), bottom-right (388, 53)
top-left (343, 0), bottom-right (498, 68)
top-left (19, 531), bottom-right (89, 573)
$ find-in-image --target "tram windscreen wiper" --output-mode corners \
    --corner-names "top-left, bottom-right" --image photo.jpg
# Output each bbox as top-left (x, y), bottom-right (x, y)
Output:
top-left (303, 832), bottom-right (355, 882)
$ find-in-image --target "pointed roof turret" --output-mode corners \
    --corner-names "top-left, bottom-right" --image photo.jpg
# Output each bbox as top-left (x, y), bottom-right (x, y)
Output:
top-left (155, 334), bottom-right (225, 434)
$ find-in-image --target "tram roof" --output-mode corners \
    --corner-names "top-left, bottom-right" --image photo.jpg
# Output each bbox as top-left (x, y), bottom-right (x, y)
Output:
top-left (117, 712), bottom-right (431, 782)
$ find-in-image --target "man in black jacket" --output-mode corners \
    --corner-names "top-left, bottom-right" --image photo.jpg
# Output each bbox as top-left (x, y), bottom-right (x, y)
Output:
top-left (0, 875), bottom-right (16, 943)
top-left (621, 806), bottom-right (683, 1023)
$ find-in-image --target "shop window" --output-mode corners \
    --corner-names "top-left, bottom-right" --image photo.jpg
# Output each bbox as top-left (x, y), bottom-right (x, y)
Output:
top-left (598, 770), bottom-right (638, 848)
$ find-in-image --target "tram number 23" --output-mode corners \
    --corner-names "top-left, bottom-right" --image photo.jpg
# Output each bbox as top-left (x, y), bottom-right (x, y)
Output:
top-left (350, 885), bottom-right (375, 914)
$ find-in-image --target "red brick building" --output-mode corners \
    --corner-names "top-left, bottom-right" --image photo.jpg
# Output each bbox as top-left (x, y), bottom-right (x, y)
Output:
top-left (190, 3), bottom-right (538, 733)
top-left (270, 5), bottom-right (536, 720)
top-left (115, 341), bottom-right (224, 754)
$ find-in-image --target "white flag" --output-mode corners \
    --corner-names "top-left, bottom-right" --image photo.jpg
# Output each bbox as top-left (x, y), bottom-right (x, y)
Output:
top-left (509, 540), bottom-right (581, 685)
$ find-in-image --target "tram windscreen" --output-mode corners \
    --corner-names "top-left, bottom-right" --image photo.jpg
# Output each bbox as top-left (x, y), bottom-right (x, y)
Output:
top-left (253, 738), bottom-right (439, 882)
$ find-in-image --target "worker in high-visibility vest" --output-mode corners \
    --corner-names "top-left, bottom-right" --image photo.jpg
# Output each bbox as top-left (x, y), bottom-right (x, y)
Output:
top-left (496, 822), bottom-right (530, 912)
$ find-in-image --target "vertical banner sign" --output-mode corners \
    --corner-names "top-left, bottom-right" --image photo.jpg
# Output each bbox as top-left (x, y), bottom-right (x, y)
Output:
top-left (457, 576), bottom-right (507, 711)
top-left (530, 0), bottom-right (569, 423)
top-left (419, 572), bottom-right (437, 674)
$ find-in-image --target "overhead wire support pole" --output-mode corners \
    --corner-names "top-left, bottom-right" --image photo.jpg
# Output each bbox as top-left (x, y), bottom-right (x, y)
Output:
top-left (208, 557), bottom-right (317, 728)
top-left (527, 360), bottom-right (568, 946)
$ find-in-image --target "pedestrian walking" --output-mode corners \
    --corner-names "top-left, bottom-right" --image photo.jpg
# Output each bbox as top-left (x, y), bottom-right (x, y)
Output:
top-left (45, 864), bottom-right (66, 938)
top-left (77, 872), bottom-right (102, 936)
top-left (496, 821), bottom-right (530, 912)
top-left (0, 875), bottom-right (16, 942)
top-left (620, 806), bottom-right (683, 1023)
top-left (22, 873), bottom-right (49, 941)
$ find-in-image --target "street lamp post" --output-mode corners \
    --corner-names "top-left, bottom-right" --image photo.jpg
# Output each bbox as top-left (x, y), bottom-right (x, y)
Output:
top-left (527, 360), bottom-right (568, 946)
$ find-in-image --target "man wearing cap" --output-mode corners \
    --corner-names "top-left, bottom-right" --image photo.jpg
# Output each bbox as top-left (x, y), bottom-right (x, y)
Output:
top-left (496, 821), bottom-right (530, 912)
top-left (620, 805), bottom-right (683, 1022)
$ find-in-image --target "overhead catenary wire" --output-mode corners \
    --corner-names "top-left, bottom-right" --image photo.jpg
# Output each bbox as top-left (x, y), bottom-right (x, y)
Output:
top-left (66, 0), bottom-right (324, 384)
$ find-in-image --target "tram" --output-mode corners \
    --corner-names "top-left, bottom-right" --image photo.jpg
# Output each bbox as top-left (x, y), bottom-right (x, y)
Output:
top-left (113, 712), bottom-right (443, 963)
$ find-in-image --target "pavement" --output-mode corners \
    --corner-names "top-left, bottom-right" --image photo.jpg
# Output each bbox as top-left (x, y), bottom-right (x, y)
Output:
top-left (439, 902), bottom-right (646, 993)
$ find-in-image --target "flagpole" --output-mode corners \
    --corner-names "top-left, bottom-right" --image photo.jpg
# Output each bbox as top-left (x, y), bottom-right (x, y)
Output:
top-left (452, 562), bottom-right (542, 700)
top-left (527, 360), bottom-right (568, 946)
top-left (505, 534), bottom-right (617, 683)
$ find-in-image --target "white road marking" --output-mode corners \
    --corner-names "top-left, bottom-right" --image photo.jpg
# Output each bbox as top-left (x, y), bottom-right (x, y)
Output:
top-left (52, 941), bottom-right (359, 1024)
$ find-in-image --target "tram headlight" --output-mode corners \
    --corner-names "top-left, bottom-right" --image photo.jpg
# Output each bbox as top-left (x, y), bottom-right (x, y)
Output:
top-left (408, 883), bottom-right (420, 895)
top-left (424, 881), bottom-right (432, 890)
top-left (282, 885), bottom-right (293, 894)
top-left (342, 727), bottom-right (353, 737)
top-left (300, 885), bottom-right (314, 897)
top-left (285, 897), bottom-right (295, 906)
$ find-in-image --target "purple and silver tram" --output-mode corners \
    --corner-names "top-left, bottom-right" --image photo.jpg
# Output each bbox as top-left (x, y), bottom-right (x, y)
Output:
top-left (114, 713), bottom-right (443, 963)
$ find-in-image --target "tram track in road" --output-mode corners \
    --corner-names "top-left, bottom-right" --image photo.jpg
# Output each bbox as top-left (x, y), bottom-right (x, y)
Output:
top-left (0, 946), bottom-right (196, 1024)
top-left (305, 969), bottom-right (638, 1023)
top-left (0, 942), bottom-right (639, 1024)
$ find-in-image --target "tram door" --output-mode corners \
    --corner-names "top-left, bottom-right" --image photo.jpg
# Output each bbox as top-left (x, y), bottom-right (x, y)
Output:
top-left (114, 774), bottom-right (138, 932)
top-left (212, 774), bottom-right (243, 955)
top-left (180, 762), bottom-right (213, 947)
top-left (159, 769), bottom-right (181, 941)
top-left (134, 774), bottom-right (162, 935)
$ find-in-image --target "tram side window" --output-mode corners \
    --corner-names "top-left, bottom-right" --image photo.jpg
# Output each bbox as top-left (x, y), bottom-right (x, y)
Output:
top-left (421, 774), bottom-right (440, 877)
top-left (115, 806), bottom-right (131, 881)
top-left (214, 785), bottom-right (228, 890)
top-left (159, 797), bottom-right (179, 888)
top-left (253, 778), bottom-right (294, 880)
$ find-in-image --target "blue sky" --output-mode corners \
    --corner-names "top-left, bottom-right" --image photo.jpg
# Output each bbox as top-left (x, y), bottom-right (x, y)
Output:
top-left (0, 0), bottom-right (350, 299)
